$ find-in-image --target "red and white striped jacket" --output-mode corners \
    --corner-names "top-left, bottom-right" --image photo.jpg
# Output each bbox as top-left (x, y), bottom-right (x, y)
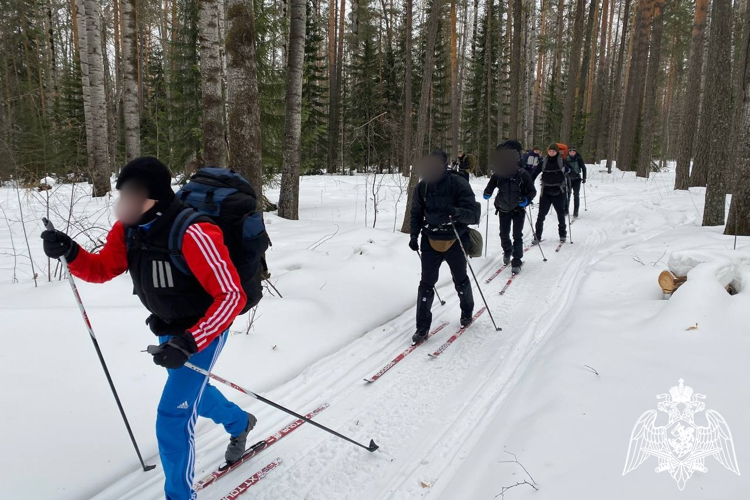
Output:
top-left (68, 220), bottom-right (247, 351)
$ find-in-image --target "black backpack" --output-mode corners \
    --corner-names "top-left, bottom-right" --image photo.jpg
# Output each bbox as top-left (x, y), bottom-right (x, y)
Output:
top-left (171, 168), bottom-right (270, 312)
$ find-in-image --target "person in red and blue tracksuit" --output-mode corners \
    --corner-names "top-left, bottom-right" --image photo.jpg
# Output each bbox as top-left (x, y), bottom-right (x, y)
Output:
top-left (41, 157), bottom-right (255, 500)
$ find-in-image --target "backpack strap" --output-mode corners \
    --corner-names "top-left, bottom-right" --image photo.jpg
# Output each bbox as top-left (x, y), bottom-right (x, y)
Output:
top-left (167, 208), bottom-right (203, 275)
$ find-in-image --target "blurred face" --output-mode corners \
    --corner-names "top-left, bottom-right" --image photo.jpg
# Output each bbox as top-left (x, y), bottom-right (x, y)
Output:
top-left (534, 148), bottom-right (541, 155)
top-left (115, 181), bottom-right (156, 226)
top-left (491, 149), bottom-right (520, 177)
top-left (548, 149), bottom-right (558, 157)
top-left (418, 155), bottom-right (447, 183)
top-left (570, 150), bottom-right (577, 157)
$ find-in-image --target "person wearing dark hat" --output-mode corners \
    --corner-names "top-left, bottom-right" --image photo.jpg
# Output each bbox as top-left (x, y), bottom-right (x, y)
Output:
top-left (483, 140), bottom-right (536, 274)
top-left (565, 146), bottom-right (587, 218)
top-left (409, 149), bottom-right (481, 344)
top-left (455, 151), bottom-right (471, 181)
top-left (533, 144), bottom-right (568, 244)
top-left (522, 145), bottom-right (542, 177)
top-left (40, 157), bottom-right (255, 500)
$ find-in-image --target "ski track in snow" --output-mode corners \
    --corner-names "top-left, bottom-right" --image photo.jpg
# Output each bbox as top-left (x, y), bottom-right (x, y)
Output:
top-left (40, 169), bottom-right (701, 500)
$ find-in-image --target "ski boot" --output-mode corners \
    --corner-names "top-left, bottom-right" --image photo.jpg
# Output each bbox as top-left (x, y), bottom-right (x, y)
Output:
top-left (511, 261), bottom-right (523, 275)
top-left (560, 236), bottom-right (567, 244)
top-left (503, 252), bottom-right (512, 265)
top-left (532, 237), bottom-right (542, 246)
top-left (412, 328), bottom-right (429, 344)
top-left (225, 412), bottom-right (258, 465)
top-left (460, 311), bottom-right (474, 328)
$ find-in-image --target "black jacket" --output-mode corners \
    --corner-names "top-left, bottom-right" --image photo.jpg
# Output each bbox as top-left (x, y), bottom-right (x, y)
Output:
top-left (566, 154), bottom-right (587, 180)
top-left (535, 155), bottom-right (568, 197)
top-left (483, 168), bottom-right (537, 213)
top-left (410, 171), bottom-right (481, 241)
top-left (125, 197), bottom-right (214, 328)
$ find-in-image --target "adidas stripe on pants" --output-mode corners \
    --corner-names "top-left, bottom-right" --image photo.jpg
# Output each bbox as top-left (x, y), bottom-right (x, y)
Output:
top-left (156, 330), bottom-right (248, 500)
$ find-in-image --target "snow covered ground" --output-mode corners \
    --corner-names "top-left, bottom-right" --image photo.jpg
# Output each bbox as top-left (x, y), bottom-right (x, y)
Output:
top-left (1, 166), bottom-right (747, 500)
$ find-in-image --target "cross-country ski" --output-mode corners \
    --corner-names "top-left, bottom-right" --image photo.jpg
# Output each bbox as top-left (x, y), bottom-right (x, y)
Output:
top-left (364, 322), bottom-right (449, 383)
top-left (219, 458), bottom-right (283, 500)
top-left (194, 404), bottom-right (328, 491)
top-left (5, 9), bottom-right (749, 499)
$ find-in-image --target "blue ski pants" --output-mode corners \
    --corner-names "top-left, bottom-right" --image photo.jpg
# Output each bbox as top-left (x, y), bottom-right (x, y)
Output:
top-left (156, 331), bottom-right (248, 500)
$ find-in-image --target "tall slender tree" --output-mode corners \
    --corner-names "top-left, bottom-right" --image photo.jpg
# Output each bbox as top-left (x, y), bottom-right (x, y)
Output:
top-left (226, 0), bottom-right (263, 197)
top-left (604, 0), bottom-right (633, 173)
top-left (561, 0), bottom-right (586, 144)
top-left (401, 0), bottom-right (444, 233)
top-left (508, 0), bottom-right (522, 139)
top-left (122, 0), bottom-right (140, 162)
top-left (199, 0), bottom-right (226, 166)
top-left (700, 0), bottom-right (733, 225)
top-left (674, 0), bottom-right (708, 189)
top-left (636, 0), bottom-right (665, 178)
top-left (278, 0), bottom-right (307, 219)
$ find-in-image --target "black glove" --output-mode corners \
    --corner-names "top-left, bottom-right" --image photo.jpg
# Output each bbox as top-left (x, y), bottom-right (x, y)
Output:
top-left (582, 179), bottom-right (587, 184)
top-left (409, 236), bottom-right (419, 252)
top-left (146, 314), bottom-right (193, 337)
top-left (148, 335), bottom-right (198, 369)
top-left (41, 229), bottom-right (79, 261)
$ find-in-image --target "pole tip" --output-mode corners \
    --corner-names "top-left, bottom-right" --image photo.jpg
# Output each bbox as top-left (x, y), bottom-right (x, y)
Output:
top-left (144, 464), bottom-right (157, 472)
top-left (368, 439), bottom-right (379, 452)
top-left (496, 327), bottom-right (502, 331)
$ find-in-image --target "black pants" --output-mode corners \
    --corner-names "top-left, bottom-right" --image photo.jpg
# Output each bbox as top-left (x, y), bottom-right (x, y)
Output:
top-left (566, 178), bottom-right (582, 216)
top-left (499, 209), bottom-right (525, 266)
top-left (417, 237), bottom-right (474, 332)
top-left (535, 192), bottom-right (567, 241)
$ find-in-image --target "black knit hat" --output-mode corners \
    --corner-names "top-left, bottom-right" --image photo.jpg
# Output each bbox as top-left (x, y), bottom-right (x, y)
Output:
top-left (547, 143), bottom-right (560, 153)
top-left (496, 139), bottom-right (523, 152)
top-left (428, 149), bottom-right (448, 165)
top-left (116, 157), bottom-right (175, 202)
top-left (569, 145), bottom-right (578, 152)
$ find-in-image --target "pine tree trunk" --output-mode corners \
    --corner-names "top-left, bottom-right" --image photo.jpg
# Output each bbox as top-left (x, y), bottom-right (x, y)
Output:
top-left (587, 0), bottom-right (609, 159)
top-left (553, 0), bottom-right (565, 90)
top-left (674, 0), bottom-right (708, 189)
top-left (617, 0), bottom-right (654, 172)
top-left (604, 0), bottom-right (633, 173)
top-left (84, 0), bottom-right (111, 195)
top-left (486, 0), bottom-right (493, 167)
top-left (576, 0), bottom-right (598, 133)
top-left (561, 0), bottom-right (586, 144)
top-left (334, 0), bottom-right (345, 171)
top-left (524, 0), bottom-right (536, 145)
top-left (401, 0), bottom-right (443, 233)
top-left (74, 0), bottom-right (94, 172)
top-left (636, 0), bottom-right (665, 178)
top-left (122, 0), bottom-right (140, 162)
top-left (451, 0), bottom-right (459, 159)
top-left (278, 0), bottom-right (306, 220)
top-left (402, 0), bottom-right (413, 178)
top-left (700, 0), bottom-right (733, 225)
top-left (725, 0), bottom-right (750, 235)
top-left (226, 0), bottom-right (263, 198)
top-left (328, 0), bottom-right (337, 171)
top-left (199, 0), bottom-right (226, 166)
top-left (508, 0), bottom-right (522, 139)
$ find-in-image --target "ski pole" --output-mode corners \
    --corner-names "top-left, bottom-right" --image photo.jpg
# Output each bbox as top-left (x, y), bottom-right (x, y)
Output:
top-left (42, 218), bottom-right (156, 472)
top-left (181, 362), bottom-right (379, 453)
top-left (484, 199), bottom-right (490, 257)
top-left (449, 218), bottom-right (502, 332)
top-left (525, 206), bottom-right (547, 262)
top-left (567, 211), bottom-right (574, 244)
top-left (417, 250), bottom-right (446, 305)
top-left (583, 181), bottom-right (588, 212)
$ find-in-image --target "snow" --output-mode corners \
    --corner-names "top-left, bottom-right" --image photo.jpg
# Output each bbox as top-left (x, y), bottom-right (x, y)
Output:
top-left (1, 166), bottom-right (747, 500)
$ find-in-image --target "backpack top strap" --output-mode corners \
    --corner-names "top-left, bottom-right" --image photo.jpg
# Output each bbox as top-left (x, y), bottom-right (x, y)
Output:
top-left (167, 208), bottom-right (203, 275)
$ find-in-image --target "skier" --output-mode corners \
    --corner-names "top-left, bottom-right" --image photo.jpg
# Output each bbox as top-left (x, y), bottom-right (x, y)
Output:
top-left (409, 149), bottom-right (481, 344)
top-left (533, 143), bottom-right (568, 244)
top-left (41, 157), bottom-right (255, 500)
top-left (522, 145), bottom-right (542, 177)
top-left (483, 140), bottom-right (537, 275)
top-left (565, 146), bottom-right (587, 218)
top-left (455, 151), bottom-right (471, 181)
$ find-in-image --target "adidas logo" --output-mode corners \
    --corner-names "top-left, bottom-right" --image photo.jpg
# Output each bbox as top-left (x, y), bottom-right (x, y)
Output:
top-left (177, 401), bottom-right (189, 410)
